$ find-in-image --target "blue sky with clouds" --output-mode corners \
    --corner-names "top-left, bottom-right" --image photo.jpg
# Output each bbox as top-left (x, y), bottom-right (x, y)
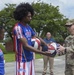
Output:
top-left (0, 0), bottom-right (74, 19)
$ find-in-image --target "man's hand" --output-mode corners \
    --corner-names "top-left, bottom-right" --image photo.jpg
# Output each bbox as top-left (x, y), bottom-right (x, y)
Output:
top-left (44, 51), bottom-right (51, 56)
top-left (58, 45), bottom-right (65, 52)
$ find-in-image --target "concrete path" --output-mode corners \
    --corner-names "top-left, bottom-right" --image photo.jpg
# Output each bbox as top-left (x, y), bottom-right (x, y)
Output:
top-left (5, 55), bottom-right (65, 75)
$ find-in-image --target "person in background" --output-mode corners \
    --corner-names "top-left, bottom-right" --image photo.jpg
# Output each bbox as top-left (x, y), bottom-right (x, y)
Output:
top-left (0, 26), bottom-right (5, 75)
top-left (42, 32), bottom-right (56, 75)
top-left (13, 3), bottom-right (50, 75)
top-left (59, 21), bottom-right (74, 75)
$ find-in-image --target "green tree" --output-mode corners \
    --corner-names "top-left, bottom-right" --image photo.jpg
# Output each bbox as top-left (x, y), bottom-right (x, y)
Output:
top-left (30, 2), bottom-right (68, 42)
top-left (0, 2), bottom-right (68, 43)
top-left (0, 4), bottom-right (16, 39)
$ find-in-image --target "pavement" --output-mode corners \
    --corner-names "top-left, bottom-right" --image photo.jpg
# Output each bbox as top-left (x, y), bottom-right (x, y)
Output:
top-left (5, 55), bottom-right (65, 75)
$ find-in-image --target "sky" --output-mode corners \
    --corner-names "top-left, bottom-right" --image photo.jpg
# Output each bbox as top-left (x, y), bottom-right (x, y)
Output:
top-left (0, 0), bottom-right (74, 19)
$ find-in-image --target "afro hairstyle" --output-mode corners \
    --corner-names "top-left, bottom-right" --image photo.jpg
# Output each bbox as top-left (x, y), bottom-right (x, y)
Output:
top-left (13, 3), bottom-right (34, 21)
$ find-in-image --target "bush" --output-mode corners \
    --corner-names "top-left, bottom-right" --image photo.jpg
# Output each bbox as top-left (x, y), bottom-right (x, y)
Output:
top-left (0, 43), bottom-right (7, 54)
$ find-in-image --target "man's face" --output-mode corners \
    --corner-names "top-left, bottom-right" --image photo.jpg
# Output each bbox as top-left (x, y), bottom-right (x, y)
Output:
top-left (46, 33), bottom-right (51, 39)
top-left (66, 24), bottom-right (74, 35)
top-left (23, 12), bottom-right (32, 24)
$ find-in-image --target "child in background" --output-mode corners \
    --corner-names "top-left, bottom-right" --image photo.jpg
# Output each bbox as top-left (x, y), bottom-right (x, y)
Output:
top-left (0, 49), bottom-right (5, 75)
top-left (0, 26), bottom-right (5, 75)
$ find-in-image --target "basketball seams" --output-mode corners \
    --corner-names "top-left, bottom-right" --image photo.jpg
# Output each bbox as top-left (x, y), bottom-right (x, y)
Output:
top-left (31, 38), bottom-right (41, 49)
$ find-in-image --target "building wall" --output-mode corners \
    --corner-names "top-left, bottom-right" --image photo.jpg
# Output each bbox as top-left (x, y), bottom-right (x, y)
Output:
top-left (5, 41), bottom-right (13, 52)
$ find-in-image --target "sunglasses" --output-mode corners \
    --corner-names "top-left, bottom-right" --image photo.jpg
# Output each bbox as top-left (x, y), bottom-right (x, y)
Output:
top-left (65, 25), bottom-right (73, 27)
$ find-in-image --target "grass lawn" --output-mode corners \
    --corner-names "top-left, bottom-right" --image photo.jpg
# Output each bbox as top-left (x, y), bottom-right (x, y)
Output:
top-left (4, 52), bottom-right (15, 62)
top-left (35, 54), bottom-right (43, 59)
top-left (4, 52), bottom-right (43, 62)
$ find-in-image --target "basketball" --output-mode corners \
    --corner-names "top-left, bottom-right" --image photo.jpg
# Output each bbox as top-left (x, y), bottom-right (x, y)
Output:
top-left (48, 42), bottom-right (60, 57)
top-left (31, 37), bottom-right (41, 49)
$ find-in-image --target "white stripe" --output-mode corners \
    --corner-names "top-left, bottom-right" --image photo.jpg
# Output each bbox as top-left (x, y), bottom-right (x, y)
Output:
top-left (15, 26), bottom-right (23, 39)
top-left (16, 60), bottom-right (35, 75)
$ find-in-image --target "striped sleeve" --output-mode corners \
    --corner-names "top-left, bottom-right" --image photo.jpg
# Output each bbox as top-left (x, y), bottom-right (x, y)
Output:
top-left (14, 26), bottom-right (23, 39)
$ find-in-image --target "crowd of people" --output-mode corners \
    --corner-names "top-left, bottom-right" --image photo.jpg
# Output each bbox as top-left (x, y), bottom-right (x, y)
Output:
top-left (0, 2), bottom-right (74, 75)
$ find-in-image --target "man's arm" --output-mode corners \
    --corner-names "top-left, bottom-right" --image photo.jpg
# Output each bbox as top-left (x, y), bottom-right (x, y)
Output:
top-left (38, 37), bottom-right (47, 46)
top-left (32, 35), bottom-right (48, 48)
top-left (58, 45), bottom-right (74, 53)
top-left (65, 46), bottom-right (74, 52)
top-left (19, 37), bottom-right (50, 56)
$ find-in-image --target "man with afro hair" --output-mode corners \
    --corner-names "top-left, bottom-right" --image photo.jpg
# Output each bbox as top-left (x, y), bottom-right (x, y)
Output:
top-left (13, 3), bottom-right (50, 75)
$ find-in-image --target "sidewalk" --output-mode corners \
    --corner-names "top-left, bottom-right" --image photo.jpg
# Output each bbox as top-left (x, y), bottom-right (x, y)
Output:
top-left (5, 55), bottom-right (65, 75)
